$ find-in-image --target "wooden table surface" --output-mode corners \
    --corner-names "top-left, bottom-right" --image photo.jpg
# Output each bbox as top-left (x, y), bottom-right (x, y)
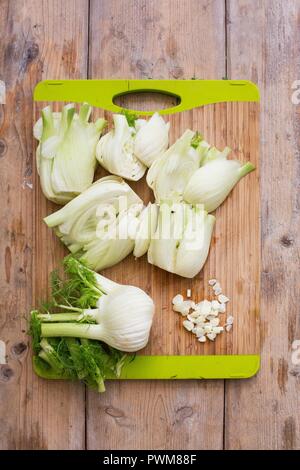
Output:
top-left (0, 0), bottom-right (299, 450)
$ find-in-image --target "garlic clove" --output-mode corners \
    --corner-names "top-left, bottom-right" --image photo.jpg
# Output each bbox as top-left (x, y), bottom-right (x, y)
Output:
top-left (172, 294), bottom-right (184, 305)
top-left (183, 320), bottom-right (194, 331)
top-left (207, 332), bottom-right (217, 341)
top-left (198, 335), bottom-right (207, 343)
top-left (218, 294), bottom-right (230, 303)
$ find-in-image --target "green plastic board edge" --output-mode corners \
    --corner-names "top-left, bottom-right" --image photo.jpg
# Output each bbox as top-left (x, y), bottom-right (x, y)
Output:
top-left (118, 355), bottom-right (260, 379)
top-left (34, 79), bottom-right (260, 115)
top-left (33, 79), bottom-right (260, 380)
top-left (34, 355), bottom-right (260, 381)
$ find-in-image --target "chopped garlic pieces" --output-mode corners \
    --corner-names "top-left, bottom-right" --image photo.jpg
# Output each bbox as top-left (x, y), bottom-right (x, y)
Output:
top-left (195, 327), bottom-right (205, 337)
top-left (196, 299), bottom-right (211, 316)
top-left (172, 278), bottom-right (233, 342)
top-left (212, 282), bottom-right (221, 290)
top-left (211, 300), bottom-right (220, 311)
top-left (188, 311), bottom-right (200, 319)
top-left (198, 335), bottom-right (207, 342)
top-left (213, 326), bottom-right (224, 334)
top-left (173, 303), bottom-right (186, 314)
top-left (183, 320), bottom-right (194, 331)
top-left (210, 318), bottom-right (220, 326)
top-left (219, 303), bottom-right (226, 313)
top-left (194, 315), bottom-right (206, 324)
top-left (187, 314), bottom-right (194, 322)
top-left (173, 300), bottom-right (195, 315)
top-left (218, 294), bottom-right (229, 304)
top-left (204, 324), bottom-right (212, 333)
top-left (207, 332), bottom-right (216, 341)
top-left (172, 294), bottom-right (184, 305)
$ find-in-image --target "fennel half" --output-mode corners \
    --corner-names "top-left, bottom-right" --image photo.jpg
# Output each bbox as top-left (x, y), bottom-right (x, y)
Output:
top-left (184, 157), bottom-right (255, 212)
top-left (146, 130), bottom-right (203, 202)
top-left (34, 103), bottom-right (106, 204)
top-left (44, 175), bottom-right (144, 271)
top-left (148, 202), bottom-right (215, 278)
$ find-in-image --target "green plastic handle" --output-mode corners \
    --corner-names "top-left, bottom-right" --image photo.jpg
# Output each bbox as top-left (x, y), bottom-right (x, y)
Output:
top-left (34, 79), bottom-right (260, 115)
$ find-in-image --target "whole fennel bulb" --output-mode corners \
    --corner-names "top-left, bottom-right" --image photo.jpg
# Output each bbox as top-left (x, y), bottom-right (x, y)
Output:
top-left (148, 202), bottom-right (215, 278)
top-left (37, 257), bottom-right (155, 353)
top-left (34, 103), bottom-right (106, 204)
top-left (134, 112), bottom-right (170, 167)
top-left (44, 175), bottom-right (144, 271)
top-left (96, 114), bottom-right (146, 181)
top-left (184, 157), bottom-right (255, 212)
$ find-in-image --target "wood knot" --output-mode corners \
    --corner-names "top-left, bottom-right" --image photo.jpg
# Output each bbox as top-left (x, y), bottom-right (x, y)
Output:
top-left (282, 416), bottom-right (296, 449)
top-left (104, 406), bottom-right (125, 419)
top-left (0, 365), bottom-right (14, 382)
top-left (26, 42), bottom-right (39, 63)
top-left (0, 139), bottom-right (7, 157)
top-left (175, 406), bottom-right (193, 423)
top-left (277, 357), bottom-right (288, 394)
top-left (280, 235), bottom-right (294, 247)
top-left (11, 341), bottom-right (27, 357)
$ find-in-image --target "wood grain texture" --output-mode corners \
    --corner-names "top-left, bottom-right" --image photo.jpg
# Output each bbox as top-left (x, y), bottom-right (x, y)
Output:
top-left (225, 0), bottom-right (300, 449)
top-left (89, 0), bottom-right (226, 80)
top-left (86, 0), bottom-right (226, 450)
top-left (0, 0), bottom-right (88, 449)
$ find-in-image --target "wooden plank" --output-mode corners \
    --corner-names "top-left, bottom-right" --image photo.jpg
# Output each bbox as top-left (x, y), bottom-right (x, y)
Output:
top-left (225, 0), bottom-right (300, 449)
top-left (87, 0), bottom-right (226, 450)
top-left (0, 0), bottom-right (88, 449)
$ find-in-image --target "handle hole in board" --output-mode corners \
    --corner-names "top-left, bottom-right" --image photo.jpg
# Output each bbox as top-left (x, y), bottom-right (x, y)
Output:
top-left (113, 91), bottom-right (180, 112)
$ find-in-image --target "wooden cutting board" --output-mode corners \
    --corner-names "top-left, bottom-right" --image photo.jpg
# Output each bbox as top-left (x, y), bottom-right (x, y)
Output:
top-left (33, 80), bottom-right (260, 379)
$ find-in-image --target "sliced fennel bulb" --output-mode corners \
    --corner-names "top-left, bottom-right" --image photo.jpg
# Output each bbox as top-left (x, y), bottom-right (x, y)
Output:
top-left (96, 114), bottom-right (146, 181)
top-left (81, 203), bottom-right (143, 271)
top-left (34, 103), bottom-right (106, 204)
top-left (184, 158), bottom-right (255, 212)
top-left (148, 202), bottom-right (215, 278)
top-left (44, 176), bottom-right (144, 271)
top-left (174, 206), bottom-right (215, 278)
top-left (133, 203), bottom-right (159, 258)
top-left (134, 112), bottom-right (170, 167)
top-left (146, 130), bottom-right (202, 202)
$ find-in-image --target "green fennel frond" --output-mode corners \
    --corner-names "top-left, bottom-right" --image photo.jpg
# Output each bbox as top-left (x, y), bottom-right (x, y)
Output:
top-left (191, 131), bottom-right (203, 149)
top-left (29, 310), bottom-right (42, 354)
top-left (48, 256), bottom-right (101, 310)
top-left (122, 109), bottom-right (139, 127)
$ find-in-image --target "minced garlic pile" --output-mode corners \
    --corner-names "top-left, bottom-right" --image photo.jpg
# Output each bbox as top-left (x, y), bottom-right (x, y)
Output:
top-left (172, 279), bottom-right (234, 343)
